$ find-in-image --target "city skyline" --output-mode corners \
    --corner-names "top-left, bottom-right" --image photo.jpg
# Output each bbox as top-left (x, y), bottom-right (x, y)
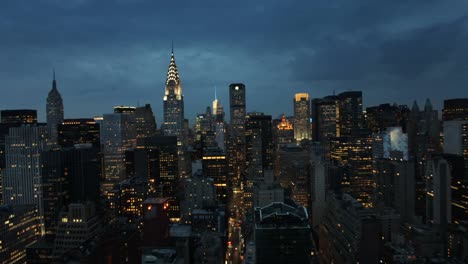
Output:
top-left (1, 1), bottom-right (468, 123)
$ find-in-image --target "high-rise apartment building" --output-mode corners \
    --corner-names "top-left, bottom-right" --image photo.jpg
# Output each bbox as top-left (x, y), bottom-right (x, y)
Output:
top-left (293, 93), bottom-right (311, 142)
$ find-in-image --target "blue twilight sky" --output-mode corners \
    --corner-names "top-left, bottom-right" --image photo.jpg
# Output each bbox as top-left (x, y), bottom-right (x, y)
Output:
top-left (1, 0), bottom-right (468, 125)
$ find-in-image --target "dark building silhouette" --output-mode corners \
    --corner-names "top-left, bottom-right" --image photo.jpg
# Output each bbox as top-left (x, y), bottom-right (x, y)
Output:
top-left (365, 103), bottom-right (409, 133)
top-left (337, 91), bottom-right (363, 136)
top-left (1, 109), bottom-right (37, 125)
top-left (41, 145), bottom-right (101, 235)
top-left (312, 95), bottom-right (338, 143)
top-left (58, 118), bottom-right (100, 149)
top-left (443, 98), bottom-right (468, 121)
top-left (142, 197), bottom-right (171, 247)
top-left (337, 91), bottom-right (364, 136)
top-left (135, 104), bottom-right (157, 139)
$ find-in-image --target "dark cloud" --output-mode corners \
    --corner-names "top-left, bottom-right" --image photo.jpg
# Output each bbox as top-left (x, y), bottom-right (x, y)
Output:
top-left (0, 0), bottom-right (467, 122)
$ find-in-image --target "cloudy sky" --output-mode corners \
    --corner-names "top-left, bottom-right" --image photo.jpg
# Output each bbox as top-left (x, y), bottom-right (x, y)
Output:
top-left (1, 0), bottom-right (467, 124)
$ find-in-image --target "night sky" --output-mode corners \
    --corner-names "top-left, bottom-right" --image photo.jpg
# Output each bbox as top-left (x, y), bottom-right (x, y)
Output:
top-left (1, 0), bottom-right (468, 124)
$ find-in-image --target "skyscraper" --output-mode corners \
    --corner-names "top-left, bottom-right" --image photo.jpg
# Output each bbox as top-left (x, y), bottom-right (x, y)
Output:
top-left (46, 71), bottom-right (64, 144)
top-left (100, 107), bottom-right (136, 196)
top-left (312, 95), bottom-right (338, 143)
top-left (3, 125), bottom-right (49, 206)
top-left (135, 104), bottom-right (157, 139)
top-left (228, 83), bottom-right (246, 188)
top-left (442, 98), bottom-right (468, 121)
top-left (293, 93), bottom-right (311, 142)
top-left (337, 91), bottom-right (363, 136)
top-left (163, 48), bottom-right (185, 146)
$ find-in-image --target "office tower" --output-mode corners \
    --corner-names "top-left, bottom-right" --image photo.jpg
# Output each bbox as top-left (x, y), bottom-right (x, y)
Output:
top-left (41, 145), bottom-right (100, 235)
top-left (254, 202), bottom-right (312, 264)
top-left (139, 135), bottom-right (180, 221)
top-left (374, 159), bottom-right (415, 223)
top-left (202, 148), bottom-right (228, 204)
top-left (245, 112), bottom-right (274, 175)
top-left (0, 205), bottom-right (42, 264)
top-left (46, 71), bottom-right (64, 144)
top-left (228, 83), bottom-right (246, 188)
top-left (0, 109), bottom-right (37, 125)
top-left (100, 107), bottom-right (136, 196)
top-left (163, 48), bottom-right (185, 146)
top-left (425, 157), bottom-right (451, 229)
top-left (365, 103), bottom-right (409, 133)
top-left (293, 93), bottom-right (311, 142)
top-left (319, 193), bottom-right (382, 263)
top-left (58, 118), bottom-right (100, 148)
top-left (244, 112), bottom-right (274, 209)
top-left (337, 91), bottom-right (363, 136)
top-left (347, 129), bottom-right (374, 208)
top-left (443, 120), bottom-right (468, 178)
top-left (440, 154), bottom-right (467, 225)
top-left (195, 107), bottom-right (214, 149)
top-left (273, 114), bottom-right (294, 146)
top-left (0, 110), bottom-right (39, 205)
top-left (312, 95), bottom-right (338, 143)
top-left (135, 104), bottom-right (157, 139)
top-left (443, 98), bottom-right (468, 121)
top-left (181, 170), bottom-right (216, 223)
top-left (3, 125), bottom-right (49, 207)
top-left (115, 176), bottom-right (147, 218)
top-left (53, 202), bottom-right (102, 258)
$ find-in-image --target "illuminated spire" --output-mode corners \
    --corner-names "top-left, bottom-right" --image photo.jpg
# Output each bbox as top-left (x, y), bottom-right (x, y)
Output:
top-left (165, 44), bottom-right (182, 97)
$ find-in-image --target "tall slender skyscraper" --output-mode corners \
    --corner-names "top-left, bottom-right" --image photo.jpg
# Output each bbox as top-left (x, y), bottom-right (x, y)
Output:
top-left (228, 83), bottom-right (246, 188)
top-left (163, 47), bottom-right (185, 146)
top-left (46, 71), bottom-right (64, 126)
top-left (294, 93), bottom-right (312, 142)
top-left (46, 71), bottom-right (64, 144)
